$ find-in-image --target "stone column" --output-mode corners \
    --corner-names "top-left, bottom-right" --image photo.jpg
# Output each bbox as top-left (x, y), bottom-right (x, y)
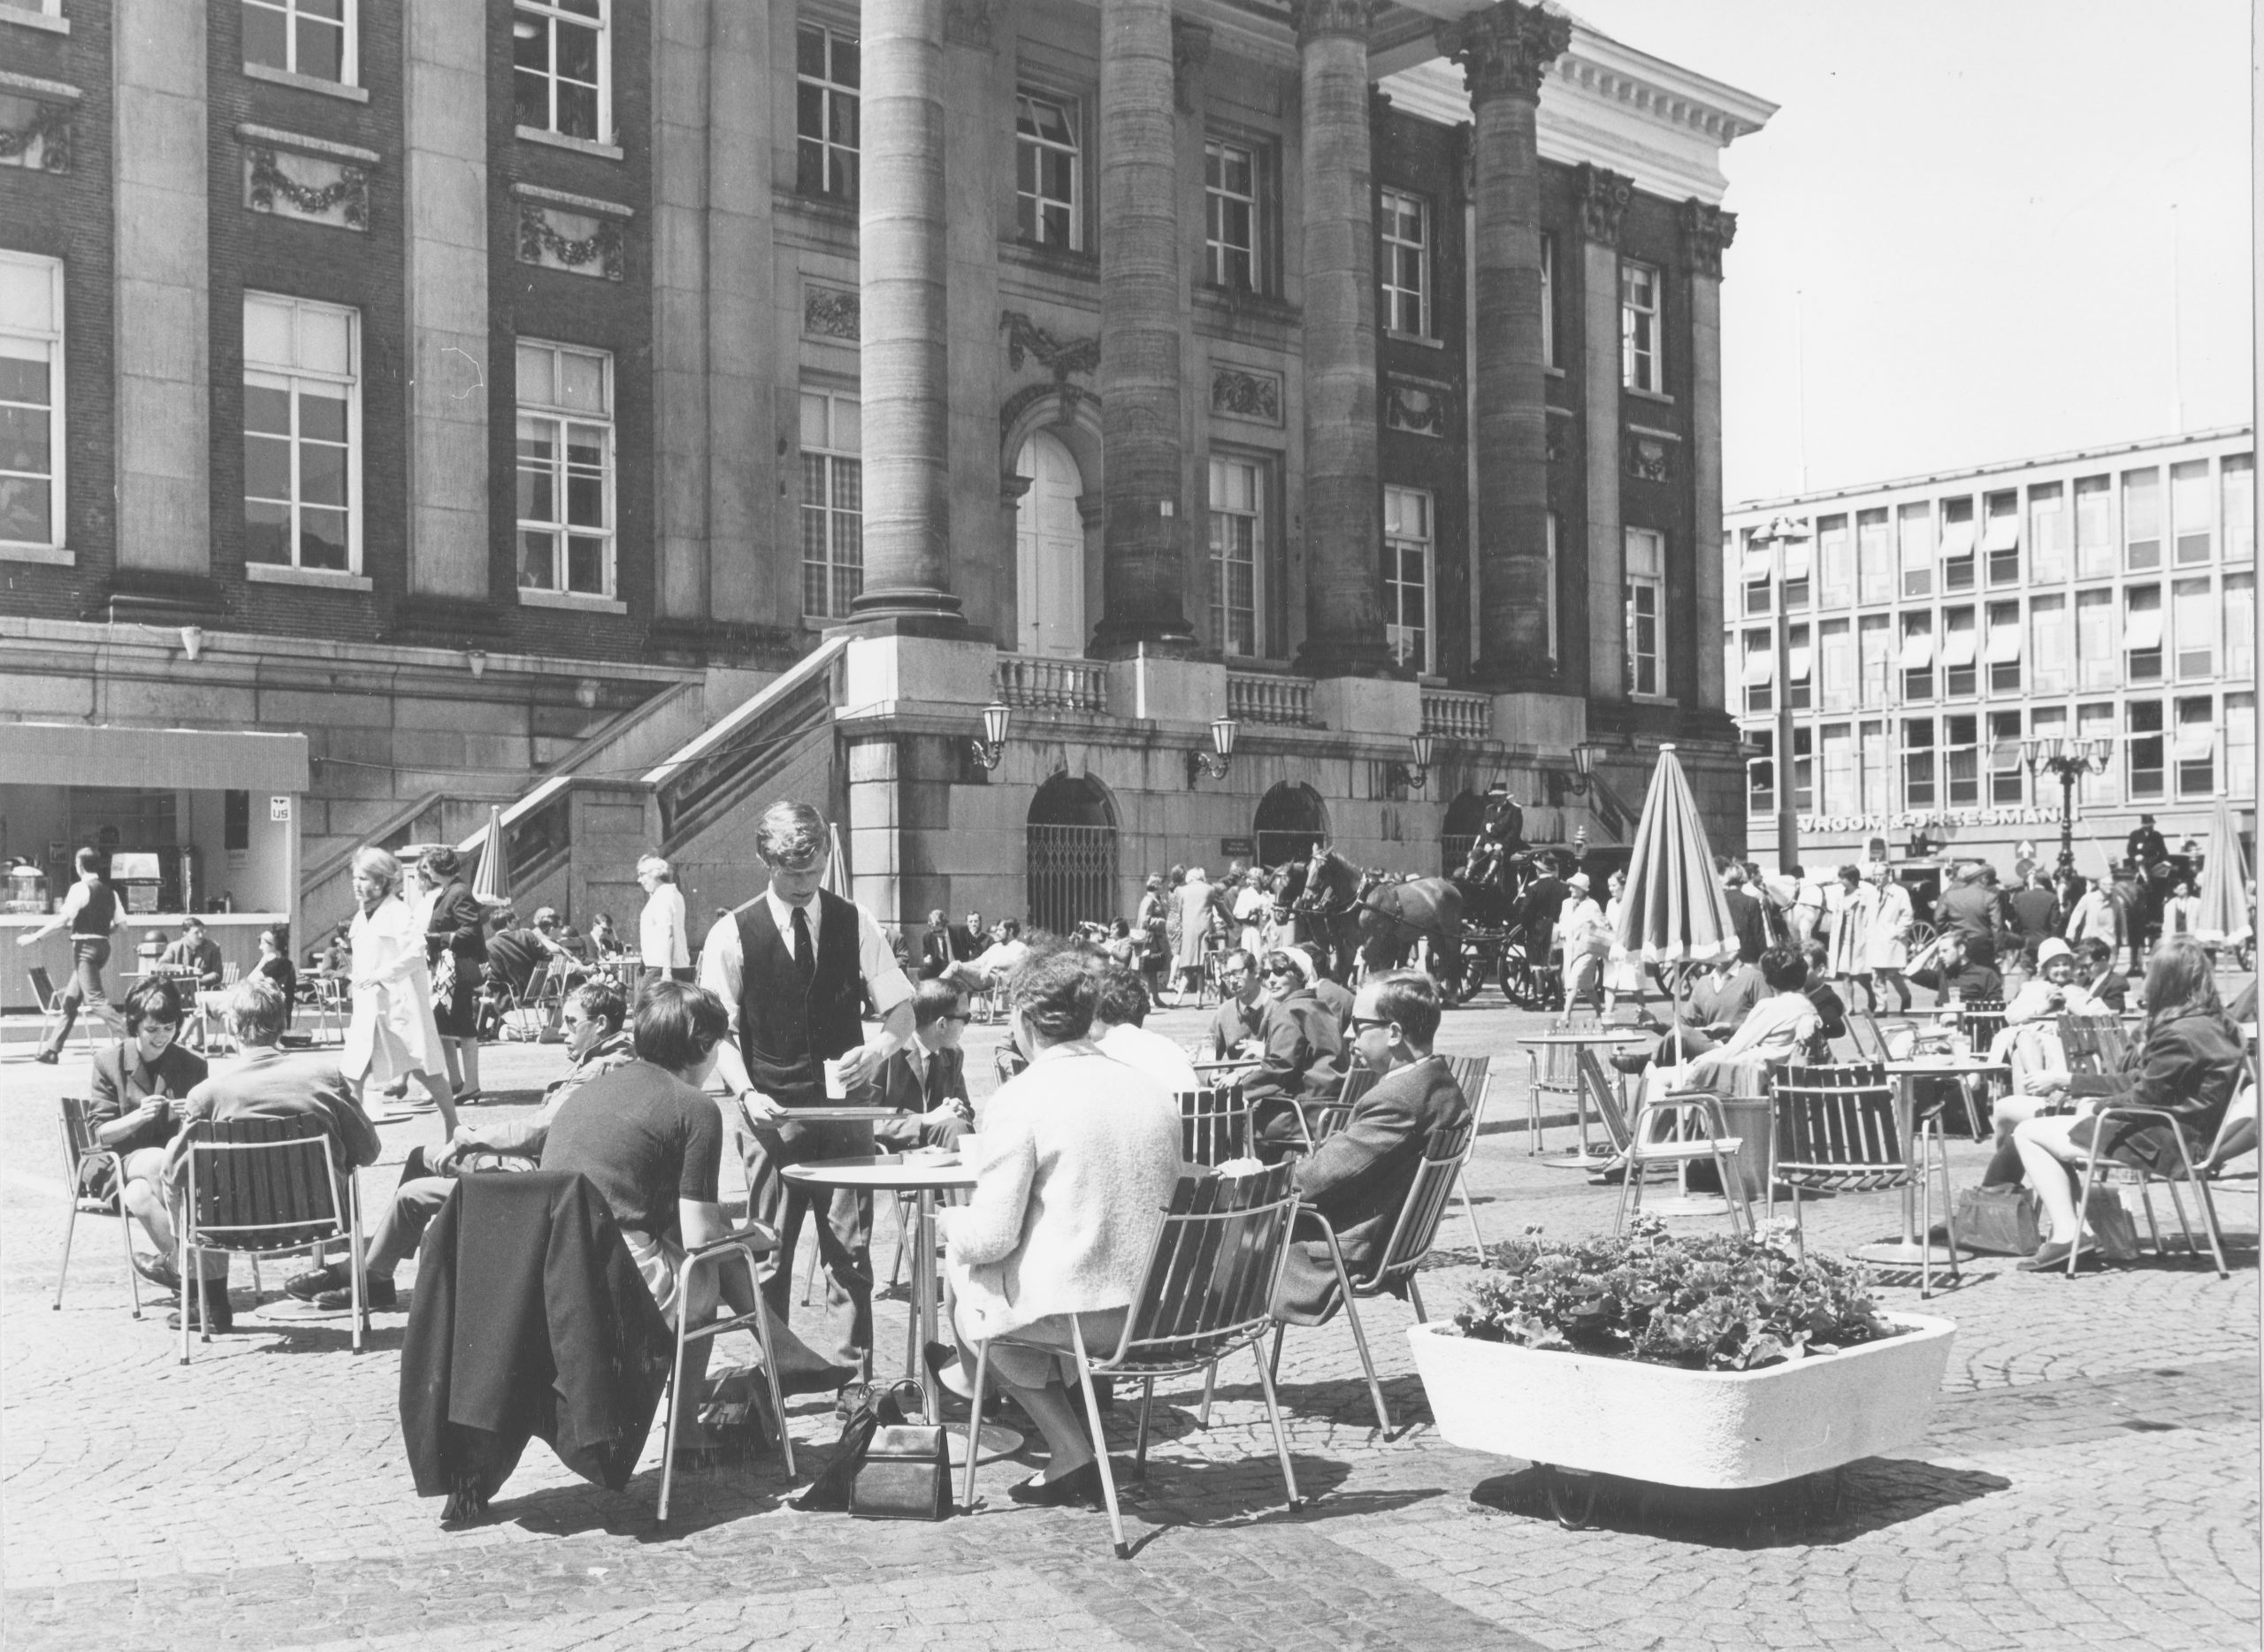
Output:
top-left (1440, 1), bottom-right (1567, 684)
top-left (851, 0), bottom-right (963, 627)
top-left (706, 4), bottom-right (777, 623)
top-left (650, 0), bottom-right (711, 619)
top-left (1576, 163), bottom-right (1633, 701)
top-left (113, 0), bottom-right (209, 577)
top-left (1092, 0), bottom-right (1195, 656)
top-left (1681, 198), bottom-right (1736, 715)
top-left (943, 0), bottom-right (1012, 636)
top-left (1292, 0), bottom-right (1391, 678)
top-left (402, 0), bottom-right (490, 598)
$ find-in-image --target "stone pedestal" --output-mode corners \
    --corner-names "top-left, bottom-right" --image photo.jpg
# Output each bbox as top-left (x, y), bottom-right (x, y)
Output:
top-left (1490, 691), bottom-right (1587, 752)
top-left (840, 632), bottom-right (997, 713)
top-left (1312, 676), bottom-right (1421, 738)
top-left (1103, 653), bottom-right (1226, 725)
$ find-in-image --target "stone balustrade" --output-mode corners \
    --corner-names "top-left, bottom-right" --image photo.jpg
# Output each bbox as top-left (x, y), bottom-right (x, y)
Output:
top-left (1228, 671), bottom-right (1316, 726)
top-left (1421, 688), bottom-right (1493, 741)
top-left (993, 654), bottom-right (1106, 713)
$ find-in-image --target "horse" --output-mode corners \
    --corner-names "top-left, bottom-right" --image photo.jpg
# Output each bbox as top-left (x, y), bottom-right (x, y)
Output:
top-left (1300, 846), bottom-right (1465, 989)
top-left (1291, 847), bottom-right (1366, 981)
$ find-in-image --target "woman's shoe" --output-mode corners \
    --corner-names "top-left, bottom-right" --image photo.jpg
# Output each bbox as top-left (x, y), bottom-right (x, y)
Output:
top-left (2017, 1240), bottom-right (2077, 1273)
top-left (1006, 1459), bottom-right (1105, 1509)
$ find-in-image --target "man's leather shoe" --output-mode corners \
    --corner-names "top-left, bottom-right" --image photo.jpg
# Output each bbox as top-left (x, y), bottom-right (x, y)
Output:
top-left (285, 1263), bottom-right (348, 1302)
top-left (316, 1273), bottom-right (396, 1312)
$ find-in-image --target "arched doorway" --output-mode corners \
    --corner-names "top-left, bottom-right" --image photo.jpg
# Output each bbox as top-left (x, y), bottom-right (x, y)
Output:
top-left (1026, 773), bottom-right (1118, 934)
top-left (1015, 430), bottom-right (1085, 657)
top-left (1254, 782), bottom-right (1328, 873)
top-left (1442, 790), bottom-right (1488, 876)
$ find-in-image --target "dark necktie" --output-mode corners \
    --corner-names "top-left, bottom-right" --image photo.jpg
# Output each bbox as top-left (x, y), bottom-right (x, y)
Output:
top-left (791, 904), bottom-right (816, 993)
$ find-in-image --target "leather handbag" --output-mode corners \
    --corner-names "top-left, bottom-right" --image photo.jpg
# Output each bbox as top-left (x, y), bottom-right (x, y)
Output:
top-left (849, 1423), bottom-right (952, 1521)
top-left (1953, 1183), bottom-right (2044, 1255)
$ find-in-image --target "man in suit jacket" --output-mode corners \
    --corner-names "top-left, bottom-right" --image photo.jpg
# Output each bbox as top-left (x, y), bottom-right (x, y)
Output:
top-left (915, 910), bottom-right (954, 980)
top-left (865, 978), bottom-right (975, 1151)
top-left (2077, 937), bottom-right (2130, 1012)
top-left (1206, 948), bottom-right (1266, 1058)
top-left (947, 911), bottom-right (986, 965)
top-left (1272, 971), bottom-right (1470, 1323)
top-left (158, 917), bottom-right (226, 990)
top-left (1933, 862), bottom-right (2010, 967)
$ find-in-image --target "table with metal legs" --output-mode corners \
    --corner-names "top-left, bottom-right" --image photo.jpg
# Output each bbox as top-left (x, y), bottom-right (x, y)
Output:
top-left (1856, 1059), bottom-right (2002, 1268)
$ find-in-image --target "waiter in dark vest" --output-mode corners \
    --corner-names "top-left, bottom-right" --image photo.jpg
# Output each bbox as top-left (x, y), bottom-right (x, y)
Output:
top-left (698, 800), bottom-right (915, 1373)
top-left (22, 847), bottom-right (125, 1063)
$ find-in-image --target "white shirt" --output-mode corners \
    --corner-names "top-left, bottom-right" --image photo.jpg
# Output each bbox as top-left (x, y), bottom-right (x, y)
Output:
top-left (971, 938), bottom-right (1030, 976)
top-left (639, 882), bottom-right (688, 967)
top-left (697, 889), bottom-right (914, 1038)
top-left (1097, 1021), bottom-right (1200, 1094)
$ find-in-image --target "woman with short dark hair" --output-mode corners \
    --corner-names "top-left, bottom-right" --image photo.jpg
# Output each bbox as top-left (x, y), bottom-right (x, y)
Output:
top-left (81, 977), bottom-right (208, 1217)
top-left (420, 845), bottom-right (489, 1104)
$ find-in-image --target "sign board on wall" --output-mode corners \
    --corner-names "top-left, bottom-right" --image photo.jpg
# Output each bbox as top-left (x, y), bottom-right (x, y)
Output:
top-left (1220, 836), bottom-right (1255, 859)
top-left (270, 797), bottom-right (292, 822)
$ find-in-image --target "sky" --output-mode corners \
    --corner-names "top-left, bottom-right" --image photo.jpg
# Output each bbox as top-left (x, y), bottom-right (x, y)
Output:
top-left (1566, 0), bottom-right (2253, 506)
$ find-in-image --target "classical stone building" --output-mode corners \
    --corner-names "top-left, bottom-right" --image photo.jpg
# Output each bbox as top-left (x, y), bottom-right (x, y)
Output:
top-left (0, 0), bottom-right (1771, 983)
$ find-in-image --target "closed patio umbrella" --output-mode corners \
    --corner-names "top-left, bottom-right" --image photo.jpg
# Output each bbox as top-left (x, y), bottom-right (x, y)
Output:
top-left (2192, 796), bottom-right (2253, 951)
top-left (823, 822), bottom-right (850, 899)
top-left (470, 805), bottom-right (511, 910)
top-left (1610, 743), bottom-right (1738, 973)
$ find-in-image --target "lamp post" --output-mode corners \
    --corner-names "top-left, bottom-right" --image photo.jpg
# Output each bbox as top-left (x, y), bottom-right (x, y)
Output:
top-left (2021, 734), bottom-right (2115, 876)
top-left (1748, 514), bottom-right (1810, 875)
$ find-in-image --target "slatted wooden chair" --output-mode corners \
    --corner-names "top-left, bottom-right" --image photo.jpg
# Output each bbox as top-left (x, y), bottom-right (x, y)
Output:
top-left (27, 967), bottom-right (102, 1056)
top-left (1771, 1062), bottom-right (1961, 1298)
top-left (961, 1165), bottom-right (1304, 1558)
top-left (2058, 1011), bottom-right (2130, 1077)
top-left (1298, 1066), bottom-right (1380, 1151)
top-left (174, 1114), bottom-right (366, 1363)
top-left (1270, 1118), bottom-right (1476, 1435)
top-left (2061, 1078), bottom-right (2256, 1280)
top-left (1442, 1056), bottom-right (1492, 1256)
top-left (656, 1222), bottom-right (799, 1521)
top-left (1176, 1083), bottom-right (1252, 1168)
top-left (54, 1097), bottom-right (145, 1319)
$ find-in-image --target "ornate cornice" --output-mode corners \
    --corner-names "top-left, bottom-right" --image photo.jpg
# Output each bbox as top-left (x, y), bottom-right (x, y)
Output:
top-left (1575, 162), bottom-right (1633, 246)
top-left (1679, 196), bottom-right (1737, 278)
top-left (1438, 1), bottom-right (1570, 108)
top-left (1291, 0), bottom-right (1375, 47)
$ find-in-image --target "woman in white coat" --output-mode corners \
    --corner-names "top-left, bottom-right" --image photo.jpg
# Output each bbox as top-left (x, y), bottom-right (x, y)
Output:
top-left (343, 846), bottom-right (457, 1131)
top-left (1825, 864), bottom-right (1876, 1007)
top-left (1863, 864), bottom-right (1915, 1013)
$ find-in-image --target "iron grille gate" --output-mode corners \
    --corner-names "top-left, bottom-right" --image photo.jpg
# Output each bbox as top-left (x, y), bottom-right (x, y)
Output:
top-left (1027, 823), bottom-right (1118, 935)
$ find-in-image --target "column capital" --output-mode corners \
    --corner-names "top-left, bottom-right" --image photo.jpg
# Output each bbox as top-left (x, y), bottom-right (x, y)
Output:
top-left (1575, 162), bottom-right (1633, 246)
top-left (1439, 1), bottom-right (1570, 107)
top-left (1291, 0), bottom-right (1376, 46)
top-left (1679, 197), bottom-right (1738, 278)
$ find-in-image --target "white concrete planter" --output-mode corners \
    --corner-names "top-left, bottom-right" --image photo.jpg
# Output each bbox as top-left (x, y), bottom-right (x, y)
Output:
top-left (1407, 1313), bottom-right (1955, 1490)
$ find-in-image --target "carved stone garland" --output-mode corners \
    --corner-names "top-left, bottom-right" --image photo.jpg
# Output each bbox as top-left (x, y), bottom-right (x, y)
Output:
top-left (247, 146), bottom-right (368, 229)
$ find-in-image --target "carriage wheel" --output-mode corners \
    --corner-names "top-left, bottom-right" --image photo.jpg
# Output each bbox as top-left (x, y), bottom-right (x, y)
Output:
top-left (1543, 1467), bottom-right (1601, 1530)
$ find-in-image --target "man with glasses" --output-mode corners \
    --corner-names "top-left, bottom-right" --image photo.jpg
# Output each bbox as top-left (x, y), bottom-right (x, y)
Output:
top-left (1272, 970), bottom-right (1469, 1322)
top-left (864, 979), bottom-right (976, 1151)
top-left (1206, 948), bottom-right (1266, 1059)
top-left (283, 979), bottom-right (635, 1312)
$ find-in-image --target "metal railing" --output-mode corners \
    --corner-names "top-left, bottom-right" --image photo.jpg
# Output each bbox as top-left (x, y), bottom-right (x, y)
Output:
top-left (1421, 689), bottom-right (1492, 742)
top-left (1027, 823), bottom-right (1118, 933)
top-left (994, 654), bottom-right (1105, 713)
top-left (1228, 671), bottom-right (1314, 727)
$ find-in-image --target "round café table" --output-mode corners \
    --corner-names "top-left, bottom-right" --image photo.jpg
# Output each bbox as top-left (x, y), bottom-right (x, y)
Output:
top-left (1518, 1027), bottom-right (1652, 1168)
top-left (1858, 1056), bottom-right (2008, 1269)
top-left (781, 1152), bottom-right (1021, 1465)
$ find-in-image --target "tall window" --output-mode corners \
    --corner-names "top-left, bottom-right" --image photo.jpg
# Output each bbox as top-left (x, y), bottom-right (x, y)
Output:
top-left (1741, 628), bottom-right (1773, 715)
top-left (799, 387), bottom-right (862, 618)
top-left (796, 23), bottom-right (860, 200)
top-left (244, 0), bottom-right (354, 83)
top-left (1901, 716), bottom-right (1936, 808)
top-left (1900, 611), bottom-right (1933, 702)
top-left (1208, 455), bottom-right (1263, 657)
top-left (1858, 614), bottom-right (1893, 707)
top-left (1781, 527), bottom-right (1811, 610)
top-left (242, 292), bottom-right (356, 573)
top-left (513, 0), bottom-right (608, 142)
top-left (2123, 584), bottom-right (2162, 682)
top-left (2075, 588), bottom-right (2115, 689)
top-left (1988, 710), bottom-right (2024, 805)
top-left (1785, 622), bottom-right (1812, 711)
top-left (2171, 460), bottom-right (2212, 564)
top-left (515, 341), bottom-right (613, 598)
top-left (2173, 577), bottom-right (2214, 678)
top-left (2028, 480), bottom-right (2069, 582)
top-left (1939, 495), bottom-right (1975, 593)
top-left (0, 251), bottom-right (63, 554)
top-left (1205, 139), bottom-right (1260, 293)
top-left (1379, 190), bottom-right (1429, 338)
top-left (1382, 485), bottom-right (1433, 673)
top-left (1619, 260), bottom-right (1660, 393)
top-left (1944, 714), bottom-right (1980, 807)
top-left (1624, 526), bottom-right (1664, 696)
top-left (2073, 473), bottom-right (2113, 578)
top-left (1819, 723), bottom-right (1855, 814)
top-left (1855, 508), bottom-right (1892, 603)
top-left (2125, 700), bottom-right (2164, 800)
top-left (2030, 593), bottom-right (2070, 692)
top-left (2175, 696), bottom-right (2215, 797)
top-left (1015, 92), bottom-right (1079, 249)
top-left (1941, 606), bottom-right (1977, 698)
top-left (2078, 702), bottom-right (2120, 804)
top-left (1747, 730), bottom-right (1773, 815)
top-left (2227, 693), bottom-right (2256, 800)
top-left (1817, 513), bottom-right (1853, 606)
top-left (1742, 526), bottom-right (1772, 616)
top-left (2224, 454), bottom-right (2253, 564)
top-left (1986, 600), bottom-right (2022, 692)
top-left (2226, 572), bottom-right (2255, 679)
top-left (1859, 720), bottom-right (1891, 812)
top-left (1897, 501), bottom-right (1933, 598)
top-left (1539, 233), bottom-right (1555, 366)
top-left (1819, 616), bottom-right (1855, 709)
top-left (1984, 490), bottom-right (2019, 585)
top-left (1791, 726), bottom-right (1814, 812)
top-left (2122, 466), bottom-right (2161, 571)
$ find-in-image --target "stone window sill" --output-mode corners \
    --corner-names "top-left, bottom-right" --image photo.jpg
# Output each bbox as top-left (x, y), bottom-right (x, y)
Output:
top-left (243, 61), bottom-right (369, 103)
top-left (516, 126), bottom-right (623, 162)
top-left (1000, 238), bottom-right (1098, 281)
top-left (1386, 330), bottom-right (1445, 351)
top-left (1625, 386), bottom-right (1677, 407)
top-left (0, 7), bottom-right (69, 36)
top-left (1545, 364), bottom-right (1567, 379)
top-left (0, 541), bottom-right (72, 566)
top-left (519, 586), bottom-right (627, 615)
top-left (246, 562), bottom-right (371, 591)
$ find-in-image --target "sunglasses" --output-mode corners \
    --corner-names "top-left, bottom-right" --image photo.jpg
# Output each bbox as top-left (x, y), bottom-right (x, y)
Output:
top-left (1348, 1015), bottom-right (1393, 1034)
top-left (938, 1012), bottom-right (973, 1025)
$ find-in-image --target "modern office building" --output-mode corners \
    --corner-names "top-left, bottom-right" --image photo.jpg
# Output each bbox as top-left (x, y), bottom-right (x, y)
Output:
top-left (0, 0), bottom-right (1772, 1002)
top-left (1725, 426), bottom-right (2256, 879)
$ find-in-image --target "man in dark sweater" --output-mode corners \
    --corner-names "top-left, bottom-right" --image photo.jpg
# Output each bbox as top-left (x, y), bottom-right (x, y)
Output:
top-left (1721, 865), bottom-right (1769, 964)
top-left (1934, 863), bottom-right (2010, 967)
top-left (1273, 971), bottom-right (1470, 1322)
top-left (1909, 933), bottom-right (2004, 1004)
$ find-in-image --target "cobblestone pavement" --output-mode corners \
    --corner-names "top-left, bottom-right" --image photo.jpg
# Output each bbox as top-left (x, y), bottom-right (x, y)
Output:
top-left (3, 990), bottom-right (2257, 1651)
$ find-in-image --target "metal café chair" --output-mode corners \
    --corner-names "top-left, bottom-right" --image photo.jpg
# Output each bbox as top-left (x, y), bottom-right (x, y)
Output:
top-left (2061, 1078), bottom-right (2257, 1280)
top-left (174, 1114), bottom-right (367, 1363)
top-left (1269, 1118), bottom-right (1477, 1436)
top-left (1614, 1088), bottom-right (1756, 1239)
top-left (1442, 1055), bottom-right (1493, 1255)
top-left (27, 967), bottom-right (102, 1057)
top-left (1524, 1033), bottom-right (1586, 1154)
top-left (1297, 1066), bottom-right (1379, 1151)
top-left (1176, 1083), bottom-right (1252, 1168)
top-left (2058, 1011), bottom-right (2130, 1077)
top-left (961, 1164), bottom-right (1304, 1558)
top-left (54, 1097), bottom-right (145, 1319)
top-left (1770, 1062), bottom-right (1961, 1298)
top-left (656, 1221), bottom-right (799, 1521)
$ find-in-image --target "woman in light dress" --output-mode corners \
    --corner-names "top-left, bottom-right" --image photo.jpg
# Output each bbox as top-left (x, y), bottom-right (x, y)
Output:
top-left (1600, 868), bottom-right (1648, 1021)
top-left (1232, 870), bottom-right (1271, 957)
top-left (343, 845), bottom-right (457, 1130)
top-left (1863, 864), bottom-right (1915, 1013)
top-left (1173, 866), bottom-right (1215, 1003)
top-left (1825, 864), bottom-right (1876, 1006)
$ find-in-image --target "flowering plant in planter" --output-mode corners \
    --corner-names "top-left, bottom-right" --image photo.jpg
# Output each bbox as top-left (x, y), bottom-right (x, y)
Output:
top-left (1453, 1215), bottom-right (1902, 1373)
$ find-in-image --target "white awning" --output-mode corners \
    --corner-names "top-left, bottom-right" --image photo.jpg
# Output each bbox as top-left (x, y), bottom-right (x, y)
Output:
top-left (0, 722), bottom-right (310, 792)
top-left (1986, 623), bottom-right (2023, 662)
top-left (1787, 643), bottom-right (1814, 681)
top-left (1940, 626), bottom-right (1977, 667)
top-left (1742, 648), bottom-right (1777, 685)
top-left (2175, 723), bottom-right (2215, 761)
top-left (1983, 512), bottom-right (2020, 553)
top-left (2124, 607), bottom-right (2164, 650)
top-left (1900, 630), bottom-right (1935, 668)
top-left (1938, 520), bottom-right (1977, 560)
top-left (1742, 542), bottom-right (1774, 579)
top-left (1782, 537), bottom-right (1813, 579)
